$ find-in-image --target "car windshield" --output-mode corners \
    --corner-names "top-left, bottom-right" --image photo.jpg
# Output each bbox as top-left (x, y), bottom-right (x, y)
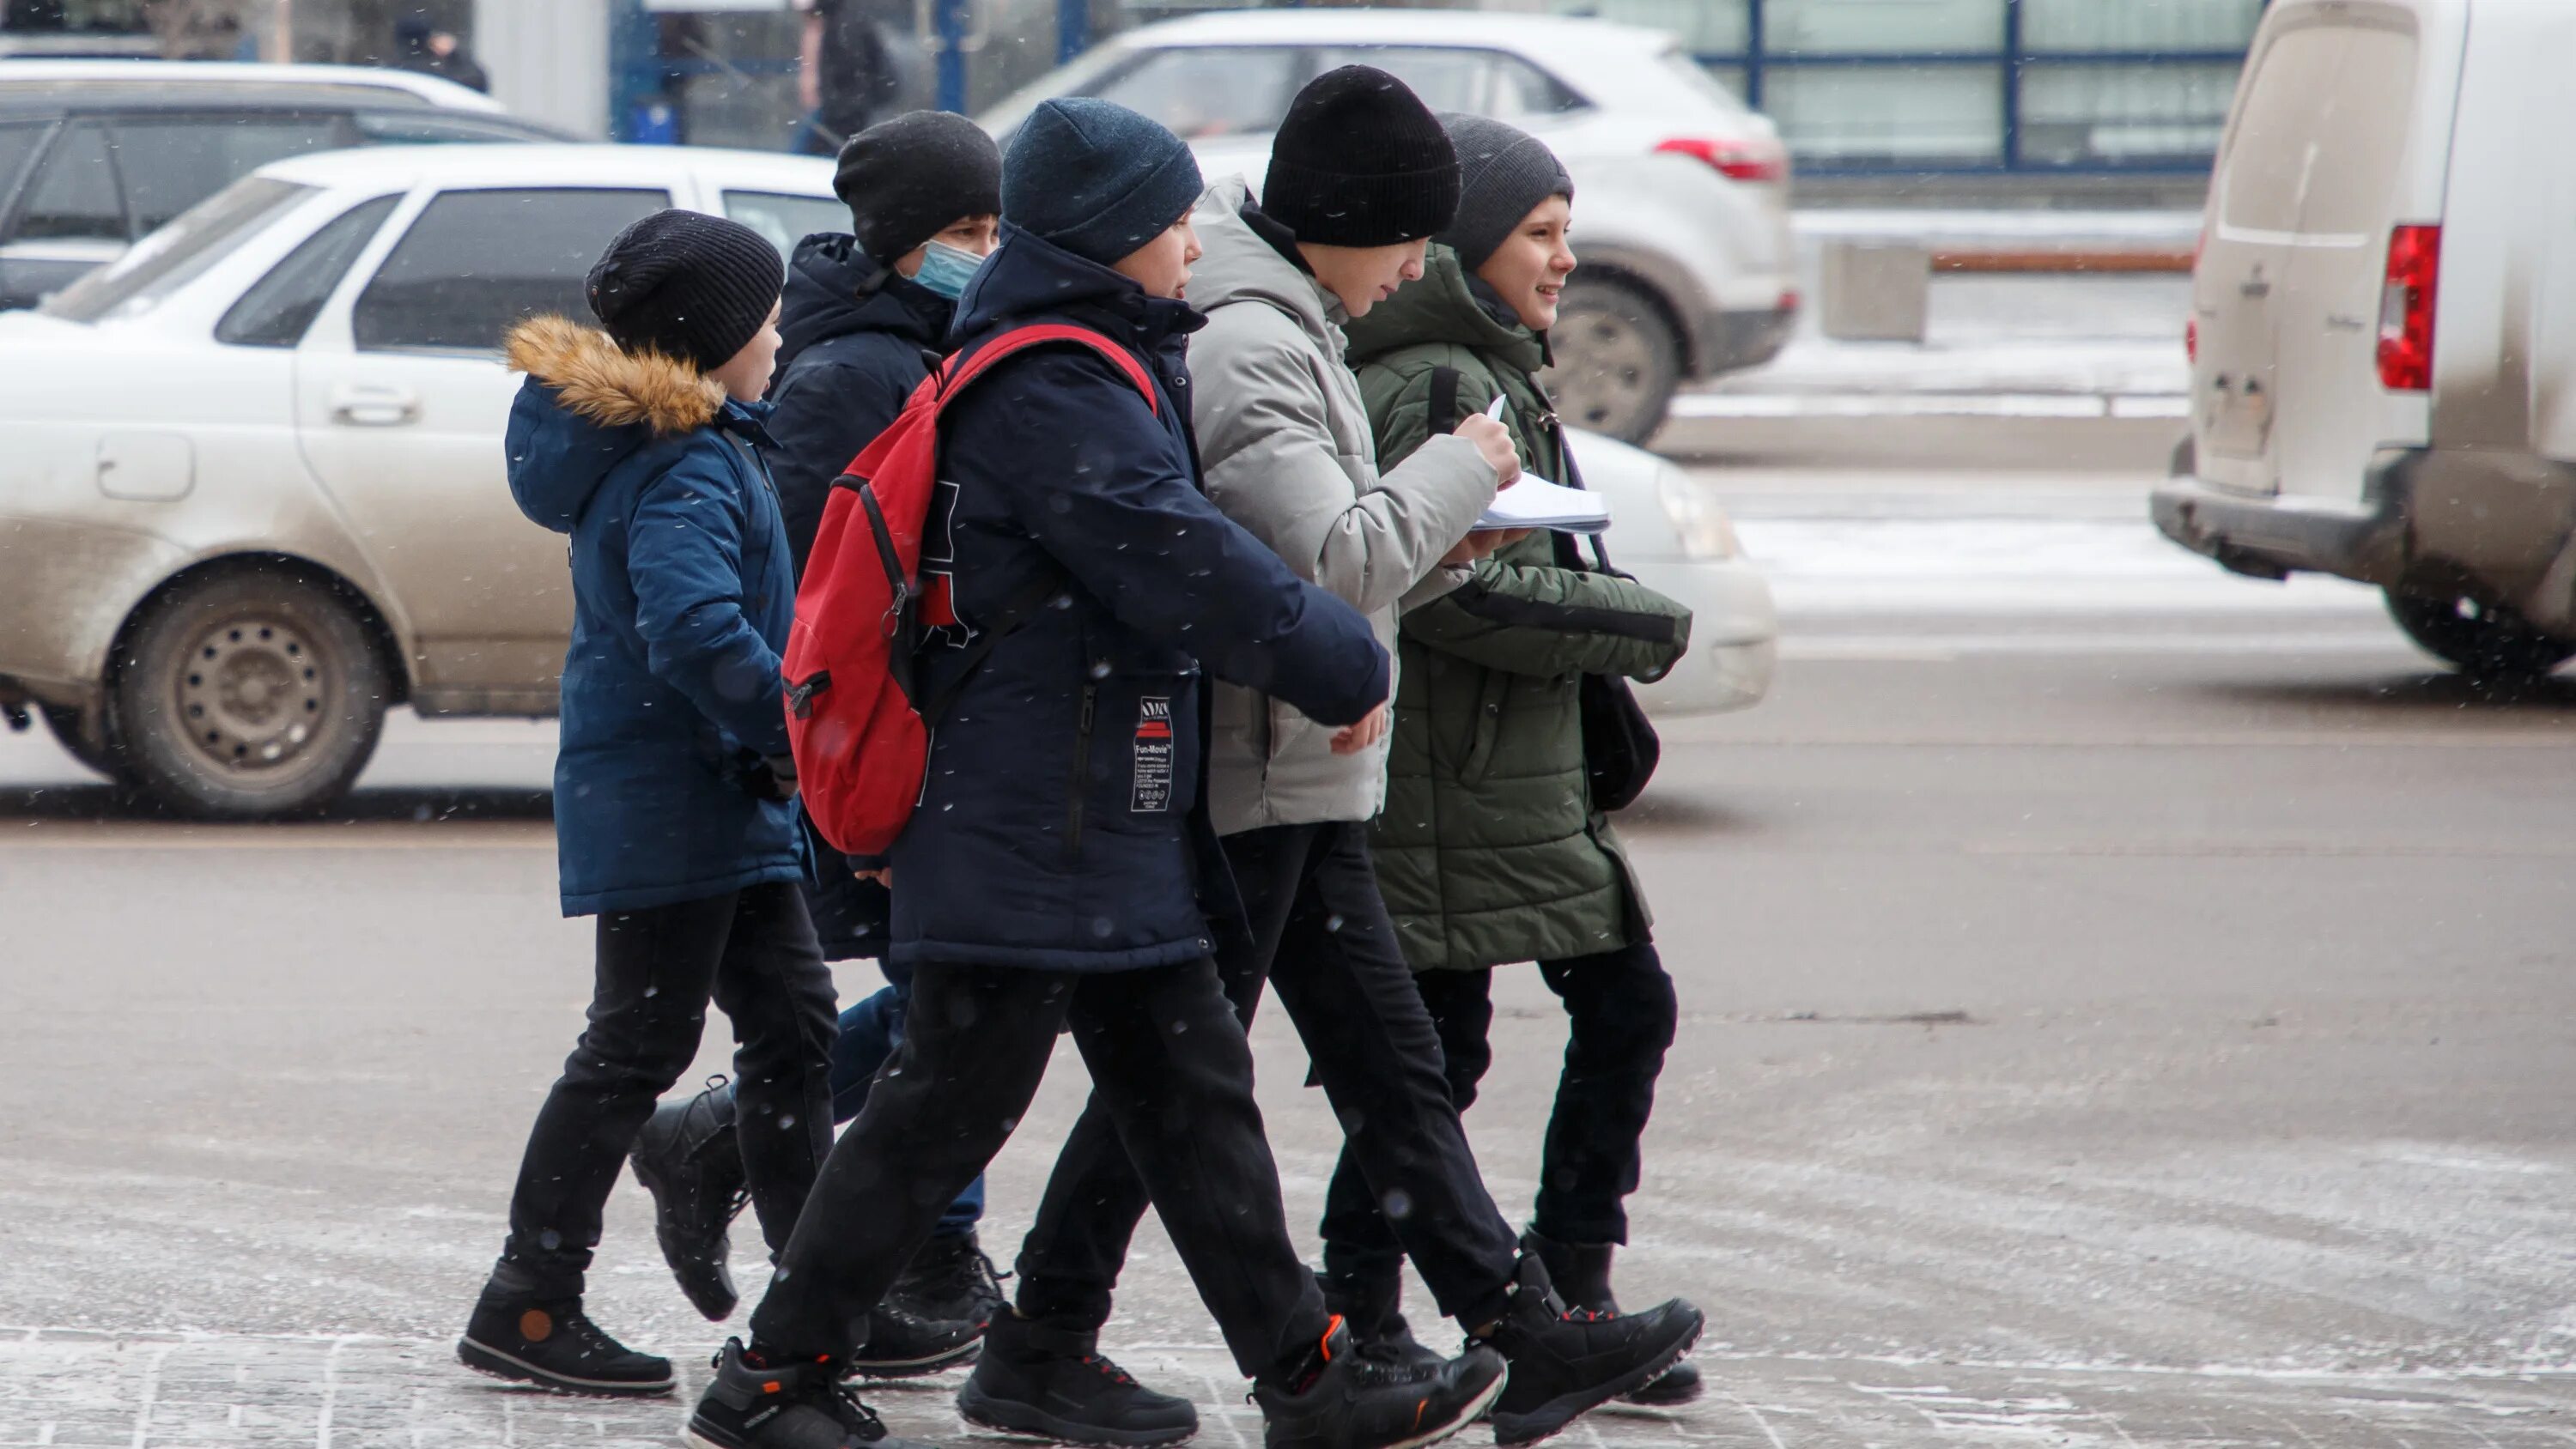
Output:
top-left (39, 176), bottom-right (314, 324)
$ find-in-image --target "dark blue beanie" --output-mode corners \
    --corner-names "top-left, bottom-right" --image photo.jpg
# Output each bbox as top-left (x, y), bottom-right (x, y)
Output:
top-left (1002, 98), bottom-right (1205, 268)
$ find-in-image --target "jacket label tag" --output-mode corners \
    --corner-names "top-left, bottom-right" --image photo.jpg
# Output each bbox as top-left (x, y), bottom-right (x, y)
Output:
top-left (1131, 698), bottom-right (1173, 813)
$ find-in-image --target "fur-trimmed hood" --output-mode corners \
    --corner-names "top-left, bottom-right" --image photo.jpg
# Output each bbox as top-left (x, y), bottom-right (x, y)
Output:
top-left (502, 315), bottom-right (769, 536)
top-left (505, 314), bottom-right (726, 436)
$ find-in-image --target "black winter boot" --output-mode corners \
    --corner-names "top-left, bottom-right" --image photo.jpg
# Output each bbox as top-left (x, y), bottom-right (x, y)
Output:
top-left (1315, 1267), bottom-right (1442, 1372)
top-left (1253, 1318), bottom-right (1504, 1449)
top-left (1521, 1230), bottom-right (1704, 1406)
top-left (886, 1228), bottom-right (1008, 1329)
top-left (459, 1262), bottom-right (673, 1397)
top-left (848, 1301), bottom-right (982, 1379)
top-left (631, 1076), bottom-right (750, 1321)
top-left (1474, 1252), bottom-right (1702, 1445)
top-left (957, 1312), bottom-right (1199, 1446)
top-left (688, 1339), bottom-right (942, 1449)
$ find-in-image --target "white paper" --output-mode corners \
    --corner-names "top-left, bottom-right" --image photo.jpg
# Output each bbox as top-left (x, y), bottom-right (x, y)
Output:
top-left (1474, 476), bottom-right (1611, 534)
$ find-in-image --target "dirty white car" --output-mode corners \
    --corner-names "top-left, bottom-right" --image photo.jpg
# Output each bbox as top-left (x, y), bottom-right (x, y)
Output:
top-left (0, 143), bottom-right (1769, 820)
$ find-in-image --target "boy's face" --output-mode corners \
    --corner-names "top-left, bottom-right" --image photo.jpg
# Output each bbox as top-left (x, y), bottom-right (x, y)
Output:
top-left (893, 213), bottom-right (1002, 279)
top-left (1113, 215), bottom-right (1204, 301)
top-left (710, 300), bottom-right (785, 403)
top-left (1301, 237), bottom-right (1430, 319)
top-left (1474, 195), bottom-right (1577, 333)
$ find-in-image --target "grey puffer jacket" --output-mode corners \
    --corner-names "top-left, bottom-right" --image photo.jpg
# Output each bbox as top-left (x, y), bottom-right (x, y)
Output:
top-left (1188, 179), bottom-right (1499, 836)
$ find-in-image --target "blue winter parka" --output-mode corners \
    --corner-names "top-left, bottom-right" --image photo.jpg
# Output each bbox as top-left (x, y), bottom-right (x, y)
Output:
top-left (502, 315), bottom-right (804, 917)
top-left (886, 224), bottom-right (1389, 972)
top-left (765, 231), bottom-right (954, 573)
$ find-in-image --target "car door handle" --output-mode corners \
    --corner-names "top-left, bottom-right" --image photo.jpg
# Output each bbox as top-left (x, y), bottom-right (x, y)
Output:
top-left (331, 385), bottom-right (421, 427)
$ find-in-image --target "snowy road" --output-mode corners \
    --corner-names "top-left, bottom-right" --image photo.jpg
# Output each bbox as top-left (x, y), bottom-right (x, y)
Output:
top-left (3, 465), bottom-right (2572, 1447)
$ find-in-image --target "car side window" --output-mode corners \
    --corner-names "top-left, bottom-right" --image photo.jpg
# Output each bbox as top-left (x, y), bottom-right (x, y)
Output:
top-left (217, 193), bottom-right (401, 349)
top-left (350, 187), bottom-right (668, 354)
top-left (15, 122), bottom-right (126, 242)
top-left (0, 121), bottom-right (46, 213)
top-left (1087, 47), bottom-right (1303, 140)
top-left (724, 190), bottom-right (846, 260)
top-left (1314, 46), bottom-right (1587, 120)
top-left (109, 116), bottom-right (348, 234)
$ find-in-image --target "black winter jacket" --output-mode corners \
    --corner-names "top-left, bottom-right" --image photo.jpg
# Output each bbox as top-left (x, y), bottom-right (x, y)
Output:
top-left (884, 224), bottom-right (1389, 972)
top-left (764, 232), bottom-right (956, 573)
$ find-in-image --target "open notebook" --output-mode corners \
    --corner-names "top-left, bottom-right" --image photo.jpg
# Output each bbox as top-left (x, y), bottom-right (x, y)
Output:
top-left (1474, 476), bottom-right (1611, 534)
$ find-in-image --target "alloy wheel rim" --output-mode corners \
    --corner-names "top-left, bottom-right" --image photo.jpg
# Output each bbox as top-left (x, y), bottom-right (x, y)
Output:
top-left (1544, 306), bottom-right (1659, 434)
top-left (174, 614), bottom-right (329, 773)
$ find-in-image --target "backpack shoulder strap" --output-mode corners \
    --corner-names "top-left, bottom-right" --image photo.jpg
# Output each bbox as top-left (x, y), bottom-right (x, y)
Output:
top-left (936, 323), bottom-right (1160, 416)
top-left (1426, 364), bottom-right (1463, 436)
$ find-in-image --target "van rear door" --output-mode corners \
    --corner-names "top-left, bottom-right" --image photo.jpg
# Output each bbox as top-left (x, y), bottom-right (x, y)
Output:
top-left (2193, 0), bottom-right (2460, 501)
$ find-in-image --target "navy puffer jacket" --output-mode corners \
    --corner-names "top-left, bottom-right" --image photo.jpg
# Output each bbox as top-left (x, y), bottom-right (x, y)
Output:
top-left (885, 225), bottom-right (1388, 972)
top-left (503, 316), bottom-right (803, 917)
top-left (764, 232), bottom-right (954, 573)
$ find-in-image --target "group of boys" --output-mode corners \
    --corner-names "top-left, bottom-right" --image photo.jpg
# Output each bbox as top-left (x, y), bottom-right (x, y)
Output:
top-left (469, 66), bottom-right (1701, 1449)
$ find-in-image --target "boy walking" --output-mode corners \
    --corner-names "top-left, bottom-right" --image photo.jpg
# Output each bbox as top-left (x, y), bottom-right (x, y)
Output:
top-left (630, 109), bottom-right (1007, 1369)
top-left (686, 99), bottom-right (1505, 1449)
top-left (966, 68), bottom-right (1703, 1449)
top-left (462, 210), bottom-right (831, 1397)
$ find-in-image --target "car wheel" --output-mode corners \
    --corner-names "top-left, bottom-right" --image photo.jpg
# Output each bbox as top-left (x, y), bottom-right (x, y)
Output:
top-left (1541, 276), bottom-right (1684, 446)
top-left (37, 701), bottom-right (128, 781)
top-left (2384, 588), bottom-right (2576, 682)
top-left (112, 569), bottom-right (390, 818)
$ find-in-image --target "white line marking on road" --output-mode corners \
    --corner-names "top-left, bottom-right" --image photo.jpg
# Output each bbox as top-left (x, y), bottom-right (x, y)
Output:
top-left (317, 1334), bottom-right (355, 1449)
top-left (128, 1342), bottom-right (172, 1449)
top-left (1777, 631), bottom-right (2415, 659)
top-left (1725, 1392), bottom-right (1792, 1449)
top-left (1673, 393), bottom-right (2181, 421)
top-left (1198, 1374), bottom-right (1250, 1449)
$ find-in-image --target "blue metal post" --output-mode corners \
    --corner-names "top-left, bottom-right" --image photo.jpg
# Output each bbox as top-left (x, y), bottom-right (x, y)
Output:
top-left (1058, 0), bottom-right (1089, 65)
top-left (936, 0), bottom-right (970, 113)
top-left (1744, 0), bottom-right (1765, 110)
top-left (2000, 0), bottom-right (2024, 171)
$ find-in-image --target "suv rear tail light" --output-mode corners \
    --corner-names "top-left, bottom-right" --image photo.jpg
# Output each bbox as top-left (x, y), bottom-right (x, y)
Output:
top-left (2186, 226), bottom-right (2206, 361)
top-left (1656, 136), bottom-right (1785, 183)
top-left (2377, 223), bottom-right (2440, 391)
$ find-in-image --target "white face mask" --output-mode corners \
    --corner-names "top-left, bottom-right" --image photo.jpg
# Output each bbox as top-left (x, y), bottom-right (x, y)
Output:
top-left (913, 239), bottom-right (986, 300)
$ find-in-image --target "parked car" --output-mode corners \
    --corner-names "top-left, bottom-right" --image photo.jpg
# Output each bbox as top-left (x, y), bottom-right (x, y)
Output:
top-left (2154, 0), bottom-right (2576, 680)
top-left (979, 8), bottom-right (1799, 445)
top-left (0, 142), bottom-right (1771, 818)
top-left (0, 59), bottom-right (572, 309)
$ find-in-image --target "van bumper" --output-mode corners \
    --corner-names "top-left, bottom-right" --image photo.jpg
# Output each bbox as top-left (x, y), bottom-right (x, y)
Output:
top-left (2151, 448), bottom-right (2412, 586)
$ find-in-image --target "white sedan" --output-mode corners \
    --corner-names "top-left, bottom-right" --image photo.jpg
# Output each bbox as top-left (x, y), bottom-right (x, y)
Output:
top-left (0, 142), bottom-right (1767, 821)
top-left (981, 7), bottom-right (1801, 444)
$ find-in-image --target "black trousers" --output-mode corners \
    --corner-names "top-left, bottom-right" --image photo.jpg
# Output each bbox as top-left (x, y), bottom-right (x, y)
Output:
top-left (1321, 938), bottom-right (1678, 1273)
top-left (503, 881), bottom-right (838, 1299)
top-left (1012, 822), bottom-right (1523, 1335)
top-left (748, 957), bottom-right (1328, 1379)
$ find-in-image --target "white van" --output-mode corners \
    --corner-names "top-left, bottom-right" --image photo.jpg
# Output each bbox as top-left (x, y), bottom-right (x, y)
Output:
top-left (2153, 0), bottom-right (2576, 679)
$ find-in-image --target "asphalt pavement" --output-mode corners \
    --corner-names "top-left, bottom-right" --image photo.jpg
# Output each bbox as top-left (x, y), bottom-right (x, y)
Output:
top-left (3, 439), bottom-right (2572, 1447)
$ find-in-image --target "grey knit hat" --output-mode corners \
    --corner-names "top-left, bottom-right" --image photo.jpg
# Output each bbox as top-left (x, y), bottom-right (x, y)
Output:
top-left (1437, 113), bottom-right (1574, 271)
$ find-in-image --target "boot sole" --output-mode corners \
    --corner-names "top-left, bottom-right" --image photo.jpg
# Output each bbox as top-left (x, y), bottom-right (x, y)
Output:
top-left (956, 1380), bottom-right (1200, 1447)
top-left (1488, 1316), bottom-right (1703, 1447)
top-left (457, 1337), bottom-right (674, 1397)
top-left (629, 1153), bottom-right (739, 1324)
top-left (849, 1336), bottom-right (983, 1379)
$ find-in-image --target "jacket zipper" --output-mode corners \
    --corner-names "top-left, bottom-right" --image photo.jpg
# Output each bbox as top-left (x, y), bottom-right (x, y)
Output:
top-left (1066, 681), bottom-right (1097, 864)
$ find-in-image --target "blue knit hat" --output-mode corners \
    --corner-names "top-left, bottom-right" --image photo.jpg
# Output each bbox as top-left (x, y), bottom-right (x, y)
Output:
top-left (1002, 98), bottom-right (1205, 268)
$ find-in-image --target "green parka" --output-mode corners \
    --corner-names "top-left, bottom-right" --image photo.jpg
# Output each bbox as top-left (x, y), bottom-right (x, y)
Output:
top-left (1348, 245), bottom-right (1692, 972)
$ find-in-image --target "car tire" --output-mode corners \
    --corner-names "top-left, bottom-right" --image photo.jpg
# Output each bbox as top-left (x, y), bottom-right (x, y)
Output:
top-left (37, 701), bottom-right (129, 781)
top-left (2384, 588), bottom-right (2576, 682)
top-left (112, 568), bottom-right (390, 819)
top-left (1541, 275), bottom-right (1684, 446)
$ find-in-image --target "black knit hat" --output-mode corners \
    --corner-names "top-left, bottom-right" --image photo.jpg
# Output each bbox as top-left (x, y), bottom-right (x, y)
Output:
top-left (835, 110), bottom-right (1002, 265)
top-left (585, 209), bottom-right (783, 372)
top-left (1262, 65), bottom-right (1460, 248)
top-left (1438, 113), bottom-right (1574, 271)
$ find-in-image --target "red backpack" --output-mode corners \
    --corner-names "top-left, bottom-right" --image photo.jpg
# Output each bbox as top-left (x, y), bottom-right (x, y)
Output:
top-left (781, 324), bottom-right (1159, 858)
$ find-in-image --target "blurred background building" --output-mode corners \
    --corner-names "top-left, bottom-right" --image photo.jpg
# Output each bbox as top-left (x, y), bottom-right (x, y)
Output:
top-left (0, 0), bottom-right (2266, 195)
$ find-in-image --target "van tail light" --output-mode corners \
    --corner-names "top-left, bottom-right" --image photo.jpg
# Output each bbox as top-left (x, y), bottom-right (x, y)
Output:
top-left (2377, 223), bottom-right (2440, 391)
top-left (1656, 136), bottom-right (1785, 183)
top-left (2186, 318), bottom-right (2198, 363)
